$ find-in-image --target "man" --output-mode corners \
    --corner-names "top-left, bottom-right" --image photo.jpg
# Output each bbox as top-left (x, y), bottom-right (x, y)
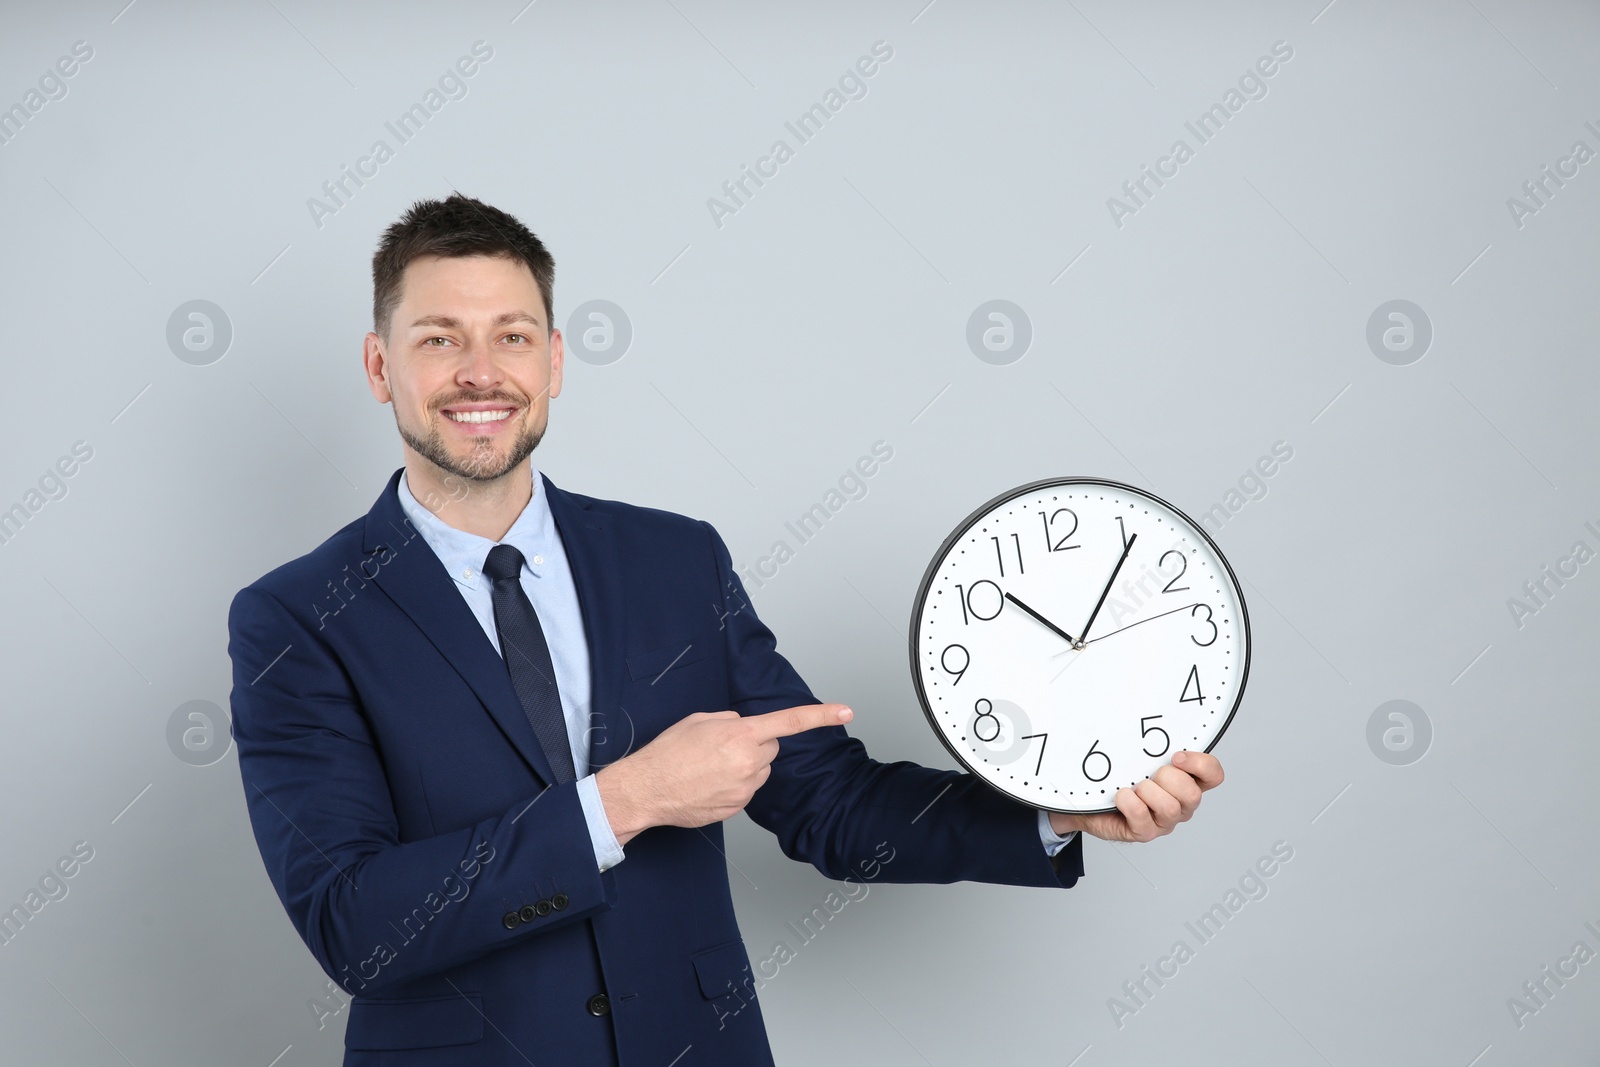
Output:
top-left (227, 193), bottom-right (1223, 1066)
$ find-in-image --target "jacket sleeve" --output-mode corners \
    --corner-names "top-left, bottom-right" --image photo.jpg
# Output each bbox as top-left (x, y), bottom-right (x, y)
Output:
top-left (227, 584), bottom-right (617, 998)
top-left (697, 520), bottom-right (1084, 890)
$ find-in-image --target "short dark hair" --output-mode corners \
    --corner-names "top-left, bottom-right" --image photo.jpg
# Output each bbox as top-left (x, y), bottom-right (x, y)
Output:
top-left (371, 192), bottom-right (555, 343)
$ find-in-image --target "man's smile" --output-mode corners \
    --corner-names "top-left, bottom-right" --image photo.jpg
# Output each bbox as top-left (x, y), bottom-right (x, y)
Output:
top-left (440, 402), bottom-right (521, 434)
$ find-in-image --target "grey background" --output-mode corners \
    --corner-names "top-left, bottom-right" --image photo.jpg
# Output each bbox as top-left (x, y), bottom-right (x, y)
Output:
top-left (1, 0), bottom-right (1596, 1063)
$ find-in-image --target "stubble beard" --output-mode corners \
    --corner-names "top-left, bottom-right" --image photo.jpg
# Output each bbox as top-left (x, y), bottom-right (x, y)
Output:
top-left (398, 405), bottom-right (545, 484)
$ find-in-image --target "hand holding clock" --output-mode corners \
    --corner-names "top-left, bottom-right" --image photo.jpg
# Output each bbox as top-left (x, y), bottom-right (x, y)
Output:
top-left (1046, 749), bottom-right (1224, 843)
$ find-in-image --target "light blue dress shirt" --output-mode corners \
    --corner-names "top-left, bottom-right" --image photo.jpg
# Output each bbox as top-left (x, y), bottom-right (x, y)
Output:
top-left (398, 464), bottom-right (626, 873)
top-left (398, 463), bottom-right (1077, 869)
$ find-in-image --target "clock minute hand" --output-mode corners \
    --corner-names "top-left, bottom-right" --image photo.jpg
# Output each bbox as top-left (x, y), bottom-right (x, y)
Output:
top-left (1077, 532), bottom-right (1136, 645)
top-left (1003, 592), bottom-right (1078, 647)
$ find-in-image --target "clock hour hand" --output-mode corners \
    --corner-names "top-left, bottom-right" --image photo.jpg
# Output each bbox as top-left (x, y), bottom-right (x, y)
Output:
top-left (1078, 532), bottom-right (1136, 644)
top-left (1003, 592), bottom-right (1079, 648)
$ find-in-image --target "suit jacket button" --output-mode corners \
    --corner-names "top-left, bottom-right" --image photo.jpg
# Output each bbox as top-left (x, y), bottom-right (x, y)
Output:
top-left (535, 899), bottom-right (553, 917)
top-left (519, 904), bottom-right (538, 924)
top-left (502, 911), bottom-right (521, 930)
top-left (551, 892), bottom-right (569, 911)
top-left (587, 993), bottom-right (611, 1017)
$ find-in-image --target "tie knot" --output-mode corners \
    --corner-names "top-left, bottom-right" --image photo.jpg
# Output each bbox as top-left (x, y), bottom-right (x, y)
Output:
top-left (482, 543), bottom-right (525, 582)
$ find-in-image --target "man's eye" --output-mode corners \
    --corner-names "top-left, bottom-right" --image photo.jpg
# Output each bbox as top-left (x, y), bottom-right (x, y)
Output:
top-left (505, 333), bottom-right (527, 344)
top-left (423, 337), bottom-right (451, 347)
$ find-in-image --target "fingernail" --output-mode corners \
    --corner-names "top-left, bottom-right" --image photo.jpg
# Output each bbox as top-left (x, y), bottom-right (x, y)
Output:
top-left (839, 706), bottom-right (854, 722)
top-left (1173, 750), bottom-right (1188, 764)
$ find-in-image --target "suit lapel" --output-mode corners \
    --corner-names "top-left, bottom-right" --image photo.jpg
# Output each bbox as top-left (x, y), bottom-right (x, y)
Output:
top-left (362, 468), bottom-right (558, 785)
top-left (359, 467), bottom-right (627, 786)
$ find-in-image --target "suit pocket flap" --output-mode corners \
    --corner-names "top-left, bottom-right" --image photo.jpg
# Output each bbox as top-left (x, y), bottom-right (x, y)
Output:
top-left (626, 633), bottom-right (715, 682)
top-left (691, 938), bottom-right (752, 1000)
top-left (344, 992), bottom-right (484, 1050)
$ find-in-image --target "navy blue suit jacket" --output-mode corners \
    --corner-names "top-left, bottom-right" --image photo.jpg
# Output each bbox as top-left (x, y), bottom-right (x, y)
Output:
top-left (227, 467), bottom-right (1083, 1066)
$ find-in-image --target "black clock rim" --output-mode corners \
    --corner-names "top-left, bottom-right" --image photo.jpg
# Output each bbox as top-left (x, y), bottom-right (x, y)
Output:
top-left (906, 475), bottom-right (1252, 816)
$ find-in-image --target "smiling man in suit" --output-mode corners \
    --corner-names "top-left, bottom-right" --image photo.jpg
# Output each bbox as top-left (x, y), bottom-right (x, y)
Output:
top-left (226, 193), bottom-right (1224, 1066)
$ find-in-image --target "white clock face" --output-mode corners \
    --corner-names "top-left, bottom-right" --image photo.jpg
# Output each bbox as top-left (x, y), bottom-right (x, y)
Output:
top-left (910, 478), bottom-right (1250, 814)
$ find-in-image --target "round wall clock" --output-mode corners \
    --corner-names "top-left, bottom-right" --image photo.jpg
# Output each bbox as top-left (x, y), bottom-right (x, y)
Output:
top-left (909, 477), bottom-right (1250, 815)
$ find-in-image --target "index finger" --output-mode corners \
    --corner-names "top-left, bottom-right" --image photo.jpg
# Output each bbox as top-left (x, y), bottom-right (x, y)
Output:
top-left (746, 703), bottom-right (854, 741)
top-left (1172, 749), bottom-right (1224, 790)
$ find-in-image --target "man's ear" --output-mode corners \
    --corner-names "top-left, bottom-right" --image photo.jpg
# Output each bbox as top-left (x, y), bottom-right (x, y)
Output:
top-left (364, 331), bottom-right (393, 403)
top-left (548, 327), bottom-right (564, 400)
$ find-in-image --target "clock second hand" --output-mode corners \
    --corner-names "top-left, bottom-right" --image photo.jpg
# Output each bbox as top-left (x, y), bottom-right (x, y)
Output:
top-left (1086, 601), bottom-right (1201, 645)
top-left (1076, 532), bottom-right (1136, 646)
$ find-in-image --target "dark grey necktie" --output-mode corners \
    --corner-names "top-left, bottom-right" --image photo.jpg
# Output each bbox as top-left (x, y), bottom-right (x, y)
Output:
top-left (482, 544), bottom-right (576, 784)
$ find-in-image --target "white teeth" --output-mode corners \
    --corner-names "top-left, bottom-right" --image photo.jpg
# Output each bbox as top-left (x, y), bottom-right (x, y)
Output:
top-left (445, 409), bottom-right (513, 423)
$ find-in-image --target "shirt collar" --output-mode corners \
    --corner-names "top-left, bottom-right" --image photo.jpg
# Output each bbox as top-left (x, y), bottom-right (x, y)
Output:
top-left (396, 463), bottom-right (554, 591)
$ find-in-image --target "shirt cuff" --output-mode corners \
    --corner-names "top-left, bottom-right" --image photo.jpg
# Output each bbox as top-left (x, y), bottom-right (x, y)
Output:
top-left (1037, 808), bottom-right (1080, 856)
top-left (577, 774), bottom-right (626, 873)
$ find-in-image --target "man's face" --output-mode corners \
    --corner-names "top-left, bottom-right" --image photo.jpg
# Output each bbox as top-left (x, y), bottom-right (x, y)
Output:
top-left (365, 254), bottom-right (562, 484)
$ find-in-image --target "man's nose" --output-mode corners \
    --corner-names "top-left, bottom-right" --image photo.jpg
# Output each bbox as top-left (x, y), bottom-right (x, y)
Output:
top-left (456, 337), bottom-right (500, 388)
